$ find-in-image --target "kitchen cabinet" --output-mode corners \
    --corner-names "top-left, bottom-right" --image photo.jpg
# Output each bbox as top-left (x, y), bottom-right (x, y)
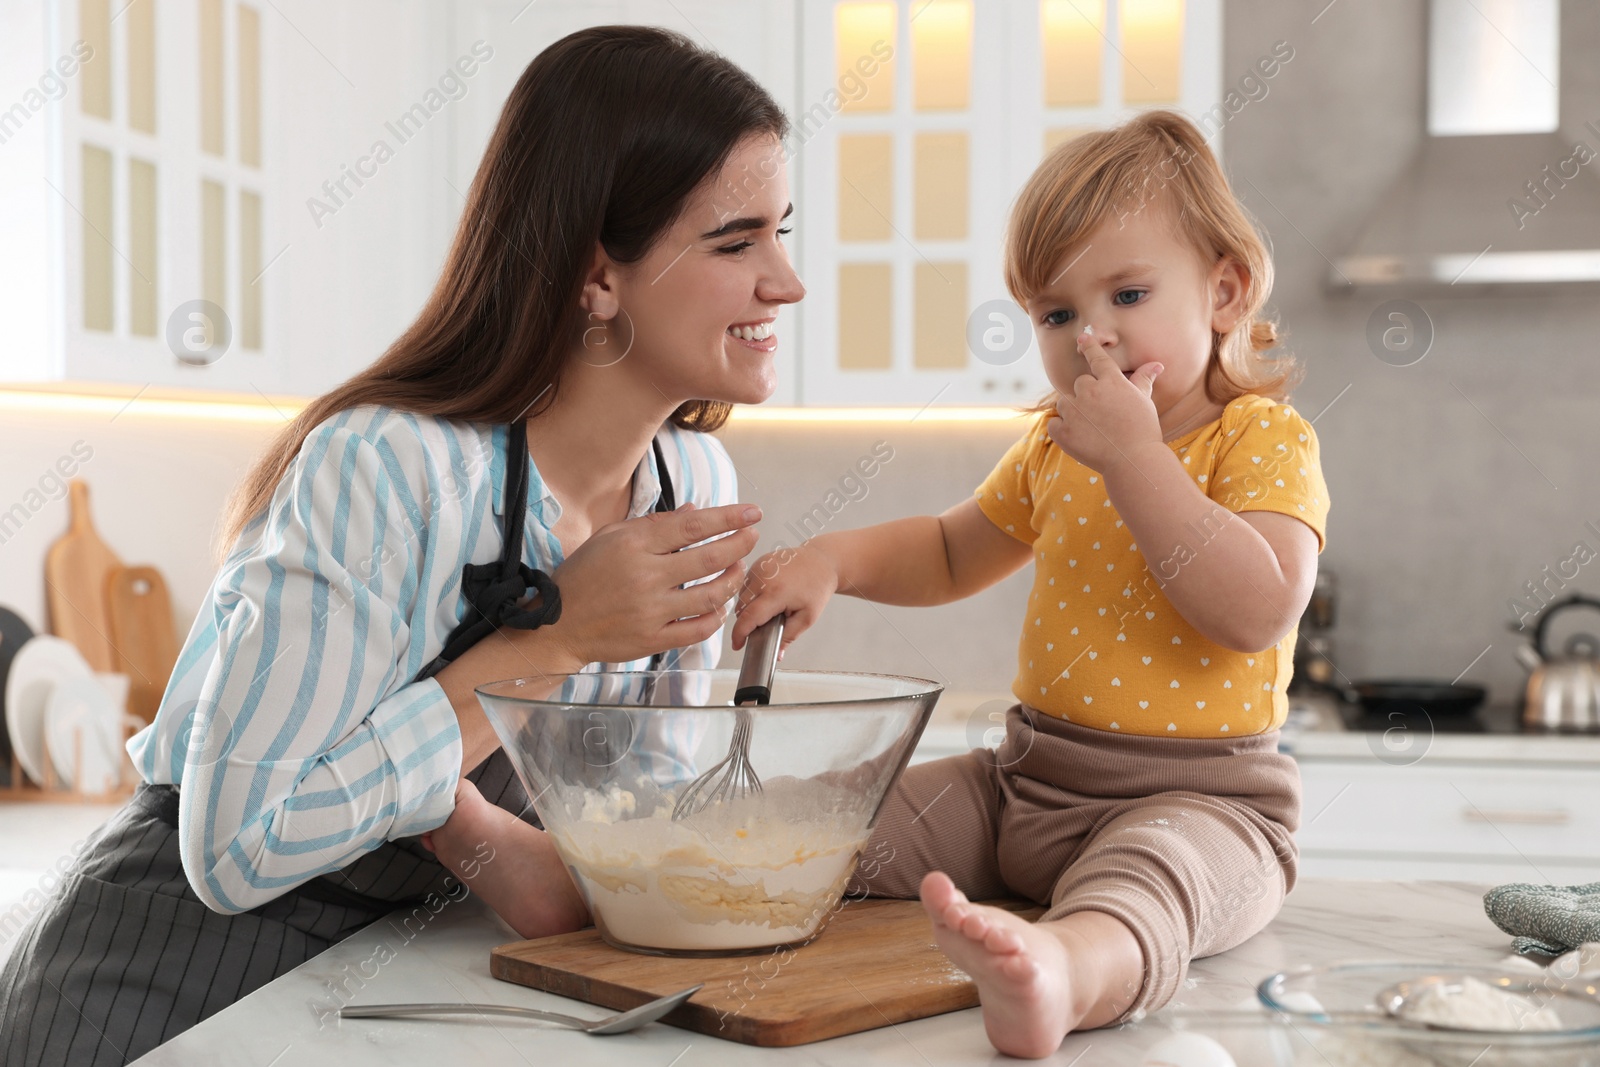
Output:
top-left (2, 0), bottom-right (457, 397)
top-left (3, 0), bottom-right (799, 401)
top-left (1294, 748), bottom-right (1600, 884)
top-left (5, 0), bottom-right (1224, 406)
top-left (793, 0), bottom-right (1223, 406)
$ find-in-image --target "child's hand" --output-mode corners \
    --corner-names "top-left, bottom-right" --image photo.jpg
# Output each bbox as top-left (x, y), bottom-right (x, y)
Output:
top-left (1046, 324), bottom-right (1164, 474)
top-left (731, 542), bottom-right (840, 656)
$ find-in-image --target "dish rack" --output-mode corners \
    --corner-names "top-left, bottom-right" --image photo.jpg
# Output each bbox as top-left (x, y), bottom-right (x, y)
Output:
top-left (2, 719), bottom-right (140, 803)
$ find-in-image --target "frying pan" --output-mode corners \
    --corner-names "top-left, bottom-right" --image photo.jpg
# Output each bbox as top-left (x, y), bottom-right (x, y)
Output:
top-left (1350, 678), bottom-right (1487, 719)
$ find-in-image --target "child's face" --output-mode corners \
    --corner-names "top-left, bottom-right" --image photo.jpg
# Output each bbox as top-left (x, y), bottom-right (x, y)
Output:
top-left (1024, 204), bottom-right (1247, 425)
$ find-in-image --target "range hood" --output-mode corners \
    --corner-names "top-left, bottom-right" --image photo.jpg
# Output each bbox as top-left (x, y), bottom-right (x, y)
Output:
top-left (1333, 0), bottom-right (1600, 288)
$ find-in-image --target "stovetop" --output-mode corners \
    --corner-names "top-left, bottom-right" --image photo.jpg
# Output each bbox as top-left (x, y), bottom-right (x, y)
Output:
top-left (1335, 701), bottom-right (1600, 736)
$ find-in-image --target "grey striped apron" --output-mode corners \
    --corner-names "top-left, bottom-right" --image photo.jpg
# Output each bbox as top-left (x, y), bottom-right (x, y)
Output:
top-left (0, 423), bottom-right (676, 1066)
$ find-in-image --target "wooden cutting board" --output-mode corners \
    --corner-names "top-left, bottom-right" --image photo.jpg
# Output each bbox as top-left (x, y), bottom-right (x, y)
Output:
top-left (106, 565), bottom-right (180, 724)
top-left (44, 481), bottom-right (123, 673)
top-left (491, 897), bottom-right (1044, 1047)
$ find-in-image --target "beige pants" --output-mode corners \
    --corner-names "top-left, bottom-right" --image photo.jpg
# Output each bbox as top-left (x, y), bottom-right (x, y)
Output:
top-left (849, 703), bottom-right (1301, 1024)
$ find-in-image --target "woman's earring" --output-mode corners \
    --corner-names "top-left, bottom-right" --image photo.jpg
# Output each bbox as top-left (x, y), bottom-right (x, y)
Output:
top-left (579, 306), bottom-right (634, 368)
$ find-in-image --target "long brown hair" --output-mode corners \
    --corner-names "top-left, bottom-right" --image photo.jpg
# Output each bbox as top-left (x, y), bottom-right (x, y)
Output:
top-left (1005, 109), bottom-right (1300, 417)
top-left (216, 25), bottom-right (788, 563)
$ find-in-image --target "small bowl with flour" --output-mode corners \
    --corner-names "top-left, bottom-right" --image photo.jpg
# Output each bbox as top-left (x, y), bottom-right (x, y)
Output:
top-left (1258, 962), bottom-right (1600, 1066)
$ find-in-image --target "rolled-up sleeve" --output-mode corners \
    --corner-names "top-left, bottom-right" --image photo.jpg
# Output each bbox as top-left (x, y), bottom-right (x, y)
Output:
top-left (178, 420), bottom-right (463, 914)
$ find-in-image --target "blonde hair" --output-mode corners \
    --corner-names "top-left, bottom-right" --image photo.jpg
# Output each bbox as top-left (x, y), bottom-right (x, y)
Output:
top-left (1004, 109), bottom-right (1300, 416)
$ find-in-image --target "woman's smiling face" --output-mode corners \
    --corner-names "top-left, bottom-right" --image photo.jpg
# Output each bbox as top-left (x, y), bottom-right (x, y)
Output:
top-left (1024, 202), bottom-right (1246, 431)
top-left (601, 134), bottom-right (805, 407)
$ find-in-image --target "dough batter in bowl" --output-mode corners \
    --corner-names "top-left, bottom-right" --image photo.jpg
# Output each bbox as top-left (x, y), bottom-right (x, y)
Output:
top-left (478, 668), bottom-right (941, 955)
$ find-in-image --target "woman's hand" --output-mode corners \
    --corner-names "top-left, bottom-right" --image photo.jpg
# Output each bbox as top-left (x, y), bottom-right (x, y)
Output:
top-left (544, 501), bottom-right (762, 666)
top-left (731, 541), bottom-right (840, 654)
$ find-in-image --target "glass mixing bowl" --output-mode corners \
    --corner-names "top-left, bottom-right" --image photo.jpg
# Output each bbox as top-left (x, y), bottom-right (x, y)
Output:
top-left (476, 668), bottom-right (942, 957)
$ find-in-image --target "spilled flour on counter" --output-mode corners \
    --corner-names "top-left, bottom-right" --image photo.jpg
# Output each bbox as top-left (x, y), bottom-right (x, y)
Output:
top-left (550, 778), bottom-right (871, 951)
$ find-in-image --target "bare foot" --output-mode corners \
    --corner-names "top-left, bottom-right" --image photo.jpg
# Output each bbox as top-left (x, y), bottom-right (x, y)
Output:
top-left (424, 778), bottom-right (590, 939)
top-left (919, 871), bottom-right (1143, 1058)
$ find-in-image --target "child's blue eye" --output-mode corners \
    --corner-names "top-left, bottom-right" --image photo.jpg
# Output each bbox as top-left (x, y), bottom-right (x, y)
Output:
top-left (1114, 289), bottom-right (1146, 306)
top-left (1043, 309), bottom-right (1073, 326)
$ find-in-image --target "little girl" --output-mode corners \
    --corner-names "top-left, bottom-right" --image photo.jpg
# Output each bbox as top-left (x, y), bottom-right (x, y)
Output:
top-left (734, 109), bottom-right (1329, 1058)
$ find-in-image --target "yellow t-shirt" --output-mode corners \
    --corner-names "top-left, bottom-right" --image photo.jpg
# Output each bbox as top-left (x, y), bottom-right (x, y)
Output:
top-left (975, 394), bottom-right (1330, 738)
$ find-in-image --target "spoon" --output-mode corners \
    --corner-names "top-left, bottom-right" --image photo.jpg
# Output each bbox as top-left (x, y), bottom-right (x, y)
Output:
top-left (339, 983), bottom-right (702, 1035)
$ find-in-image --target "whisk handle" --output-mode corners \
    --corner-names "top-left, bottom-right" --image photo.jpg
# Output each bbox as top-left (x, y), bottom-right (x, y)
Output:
top-left (735, 615), bottom-right (784, 705)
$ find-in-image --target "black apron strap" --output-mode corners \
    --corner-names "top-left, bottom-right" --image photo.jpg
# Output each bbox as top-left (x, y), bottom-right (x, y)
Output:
top-left (416, 424), bottom-right (677, 682)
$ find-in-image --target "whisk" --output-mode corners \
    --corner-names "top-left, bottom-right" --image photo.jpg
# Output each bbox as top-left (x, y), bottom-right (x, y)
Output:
top-left (671, 614), bottom-right (784, 820)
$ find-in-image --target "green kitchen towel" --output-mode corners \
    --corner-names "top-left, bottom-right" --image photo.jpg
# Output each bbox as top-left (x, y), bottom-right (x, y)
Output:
top-left (1484, 881), bottom-right (1600, 955)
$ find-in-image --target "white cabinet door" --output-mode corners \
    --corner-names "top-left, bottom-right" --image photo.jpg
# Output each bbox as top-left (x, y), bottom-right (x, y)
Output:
top-left (12, 0), bottom-right (459, 397)
top-left (1298, 757), bottom-right (1600, 882)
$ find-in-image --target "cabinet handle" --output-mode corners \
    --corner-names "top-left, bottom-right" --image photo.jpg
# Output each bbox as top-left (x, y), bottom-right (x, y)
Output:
top-left (1460, 807), bottom-right (1571, 826)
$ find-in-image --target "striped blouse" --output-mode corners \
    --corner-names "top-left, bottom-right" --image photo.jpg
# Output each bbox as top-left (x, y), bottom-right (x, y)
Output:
top-left (125, 404), bottom-right (739, 914)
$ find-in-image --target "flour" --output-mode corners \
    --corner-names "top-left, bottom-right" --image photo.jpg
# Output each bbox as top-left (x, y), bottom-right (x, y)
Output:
top-left (550, 779), bottom-right (872, 952)
top-left (1398, 975), bottom-right (1564, 1032)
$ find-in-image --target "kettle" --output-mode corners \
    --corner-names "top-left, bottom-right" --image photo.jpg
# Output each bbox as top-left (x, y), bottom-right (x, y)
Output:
top-left (1512, 594), bottom-right (1600, 730)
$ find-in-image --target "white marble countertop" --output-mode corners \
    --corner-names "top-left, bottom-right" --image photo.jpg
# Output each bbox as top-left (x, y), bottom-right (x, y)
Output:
top-left (132, 878), bottom-right (1533, 1066)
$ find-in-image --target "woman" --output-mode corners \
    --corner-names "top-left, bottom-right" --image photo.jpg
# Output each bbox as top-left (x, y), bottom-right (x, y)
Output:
top-left (0, 25), bottom-right (802, 1066)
